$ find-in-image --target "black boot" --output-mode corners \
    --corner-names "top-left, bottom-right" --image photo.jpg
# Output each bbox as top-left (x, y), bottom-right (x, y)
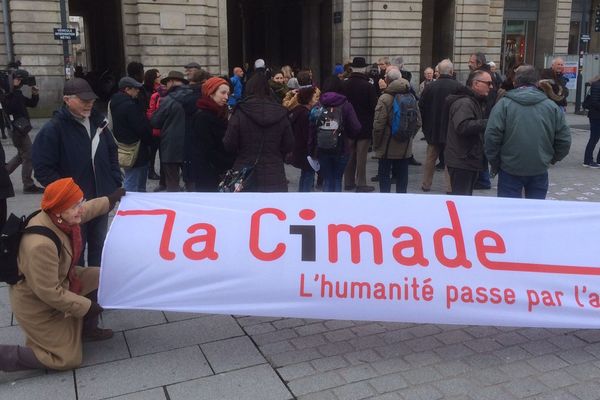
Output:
top-left (0, 345), bottom-right (45, 371)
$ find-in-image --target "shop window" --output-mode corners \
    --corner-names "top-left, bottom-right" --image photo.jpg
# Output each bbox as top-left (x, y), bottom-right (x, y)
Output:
top-left (501, 20), bottom-right (536, 74)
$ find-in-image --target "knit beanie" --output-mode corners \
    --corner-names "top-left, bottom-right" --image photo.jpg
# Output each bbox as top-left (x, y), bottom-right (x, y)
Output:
top-left (41, 178), bottom-right (84, 214)
top-left (202, 77), bottom-right (228, 98)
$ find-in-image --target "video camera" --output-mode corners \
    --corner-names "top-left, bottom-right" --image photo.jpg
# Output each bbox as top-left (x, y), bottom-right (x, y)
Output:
top-left (0, 61), bottom-right (36, 93)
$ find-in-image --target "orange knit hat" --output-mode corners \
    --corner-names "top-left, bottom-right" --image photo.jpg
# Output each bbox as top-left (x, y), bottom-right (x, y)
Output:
top-left (41, 178), bottom-right (84, 214)
top-left (202, 77), bottom-right (228, 98)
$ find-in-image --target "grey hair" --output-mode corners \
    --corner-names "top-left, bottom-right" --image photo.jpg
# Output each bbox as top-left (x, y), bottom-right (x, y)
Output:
top-left (438, 59), bottom-right (453, 75)
top-left (386, 68), bottom-right (402, 82)
top-left (514, 65), bottom-right (539, 87)
top-left (391, 56), bottom-right (404, 67)
top-left (378, 56), bottom-right (390, 65)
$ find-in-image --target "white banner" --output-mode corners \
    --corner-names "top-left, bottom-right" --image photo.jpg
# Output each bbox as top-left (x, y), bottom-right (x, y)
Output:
top-left (99, 193), bottom-right (600, 328)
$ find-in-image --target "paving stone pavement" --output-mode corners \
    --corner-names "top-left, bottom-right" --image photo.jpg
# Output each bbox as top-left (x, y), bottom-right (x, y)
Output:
top-left (1, 111), bottom-right (600, 399)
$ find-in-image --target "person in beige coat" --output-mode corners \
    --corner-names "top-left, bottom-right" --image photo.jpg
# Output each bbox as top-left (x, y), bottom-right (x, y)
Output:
top-left (372, 69), bottom-right (421, 193)
top-left (1, 177), bottom-right (124, 372)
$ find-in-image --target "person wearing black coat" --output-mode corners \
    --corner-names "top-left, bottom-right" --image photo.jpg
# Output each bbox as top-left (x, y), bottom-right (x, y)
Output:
top-left (32, 78), bottom-right (122, 266)
top-left (418, 59), bottom-right (463, 192)
top-left (0, 138), bottom-right (15, 229)
top-left (189, 77), bottom-right (235, 191)
top-left (223, 74), bottom-right (294, 192)
top-left (110, 77), bottom-right (153, 192)
top-left (4, 70), bottom-right (42, 193)
top-left (289, 86), bottom-right (317, 192)
top-left (584, 78), bottom-right (600, 168)
top-left (342, 58), bottom-right (378, 192)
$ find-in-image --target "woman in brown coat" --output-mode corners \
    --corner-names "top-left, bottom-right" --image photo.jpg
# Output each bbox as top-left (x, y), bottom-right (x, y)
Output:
top-left (1, 177), bottom-right (124, 371)
top-left (223, 74), bottom-right (294, 192)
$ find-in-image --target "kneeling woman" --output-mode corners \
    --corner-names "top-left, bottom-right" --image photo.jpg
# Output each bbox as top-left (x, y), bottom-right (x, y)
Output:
top-left (2, 178), bottom-right (124, 371)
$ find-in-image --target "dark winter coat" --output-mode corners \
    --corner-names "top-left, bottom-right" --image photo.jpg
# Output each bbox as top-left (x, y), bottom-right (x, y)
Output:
top-left (0, 140), bottom-right (14, 199)
top-left (32, 107), bottom-right (122, 199)
top-left (150, 85), bottom-right (193, 163)
top-left (4, 88), bottom-right (38, 120)
top-left (223, 97), bottom-right (294, 192)
top-left (289, 105), bottom-right (312, 171)
top-left (189, 109), bottom-right (235, 191)
top-left (342, 72), bottom-right (378, 140)
top-left (109, 91), bottom-right (152, 168)
top-left (418, 75), bottom-right (464, 144)
top-left (308, 92), bottom-right (362, 157)
top-left (445, 88), bottom-right (488, 172)
top-left (587, 80), bottom-right (600, 120)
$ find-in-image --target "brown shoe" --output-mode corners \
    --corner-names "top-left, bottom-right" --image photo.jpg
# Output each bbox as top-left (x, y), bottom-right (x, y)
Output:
top-left (83, 328), bottom-right (114, 342)
top-left (355, 185), bottom-right (375, 193)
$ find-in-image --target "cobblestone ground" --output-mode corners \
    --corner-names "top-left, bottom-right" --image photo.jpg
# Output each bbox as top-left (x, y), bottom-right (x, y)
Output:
top-left (1, 112), bottom-right (600, 400)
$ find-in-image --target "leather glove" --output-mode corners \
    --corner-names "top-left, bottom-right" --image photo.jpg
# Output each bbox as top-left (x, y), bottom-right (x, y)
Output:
top-left (108, 187), bottom-right (126, 210)
top-left (85, 301), bottom-right (104, 319)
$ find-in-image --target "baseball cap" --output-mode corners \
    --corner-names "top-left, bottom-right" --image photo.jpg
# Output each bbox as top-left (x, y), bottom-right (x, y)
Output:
top-left (118, 76), bottom-right (143, 90)
top-left (63, 78), bottom-right (98, 101)
top-left (184, 62), bottom-right (201, 69)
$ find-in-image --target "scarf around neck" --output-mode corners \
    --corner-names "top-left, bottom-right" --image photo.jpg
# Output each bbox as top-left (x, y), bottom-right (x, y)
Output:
top-left (49, 214), bottom-right (83, 294)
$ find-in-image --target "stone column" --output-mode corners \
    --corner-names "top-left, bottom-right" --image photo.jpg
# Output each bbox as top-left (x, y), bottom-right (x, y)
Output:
top-left (535, 0), bottom-right (572, 67)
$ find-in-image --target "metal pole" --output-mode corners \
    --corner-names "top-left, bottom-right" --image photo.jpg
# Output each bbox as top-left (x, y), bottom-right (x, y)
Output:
top-left (59, 0), bottom-right (71, 79)
top-left (575, 0), bottom-right (591, 114)
top-left (2, 0), bottom-right (14, 64)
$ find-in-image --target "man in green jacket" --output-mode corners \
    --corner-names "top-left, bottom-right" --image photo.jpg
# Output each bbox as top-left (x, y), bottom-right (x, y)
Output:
top-left (484, 65), bottom-right (571, 199)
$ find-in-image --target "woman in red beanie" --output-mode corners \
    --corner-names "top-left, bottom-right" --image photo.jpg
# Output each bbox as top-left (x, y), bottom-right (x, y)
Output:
top-left (187, 77), bottom-right (235, 191)
top-left (1, 177), bottom-right (124, 372)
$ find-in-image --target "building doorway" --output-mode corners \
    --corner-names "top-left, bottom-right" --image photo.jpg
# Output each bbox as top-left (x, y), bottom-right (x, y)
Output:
top-left (68, 0), bottom-right (125, 100)
top-left (227, 0), bottom-right (333, 85)
top-left (420, 0), bottom-right (455, 76)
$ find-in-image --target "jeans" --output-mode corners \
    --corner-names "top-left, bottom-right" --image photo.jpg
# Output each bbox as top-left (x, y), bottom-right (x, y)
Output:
top-left (298, 169), bottom-right (315, 192)
top-left (476, 155), bottom-right (491, 188)
top-left (124, 165), bottom-right (148, 192)
top-left (378, 158), bottom-right (409, 193)
top-left (319, 153), bottom-right (349, 192)
top-left (584, 118), bottom-right (600, 164)
top-left (78, 212), bottom-right (109, 266)
top-left (497, 169), bottom-right (548, 200)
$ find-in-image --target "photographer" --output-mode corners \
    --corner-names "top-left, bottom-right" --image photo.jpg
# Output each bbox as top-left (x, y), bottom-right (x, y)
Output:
top-left (4, 69), bottom-right (43, 193)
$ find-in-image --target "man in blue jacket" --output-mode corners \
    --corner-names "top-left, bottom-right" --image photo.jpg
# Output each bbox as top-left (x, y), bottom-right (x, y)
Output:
top-left (32, 78), bottom-right (122, 266)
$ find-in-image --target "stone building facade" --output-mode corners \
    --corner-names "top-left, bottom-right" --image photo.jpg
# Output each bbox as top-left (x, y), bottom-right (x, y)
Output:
top-left (0, 0), bottom-right (588, 114)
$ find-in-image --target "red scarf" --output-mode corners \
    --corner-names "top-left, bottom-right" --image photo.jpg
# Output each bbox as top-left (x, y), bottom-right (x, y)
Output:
top-left (197, 96), bottom-right (228, 121)
top-left (49, 214), bottom-right (83, 294)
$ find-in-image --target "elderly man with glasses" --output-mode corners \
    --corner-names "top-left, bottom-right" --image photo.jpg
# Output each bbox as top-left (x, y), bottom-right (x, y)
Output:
top-left (444, 70), bottom-right (492, 196)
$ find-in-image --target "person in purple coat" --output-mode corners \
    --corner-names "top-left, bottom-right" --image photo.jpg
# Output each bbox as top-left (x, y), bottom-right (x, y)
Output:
top-left (309, 76), bottom-right (361, 192)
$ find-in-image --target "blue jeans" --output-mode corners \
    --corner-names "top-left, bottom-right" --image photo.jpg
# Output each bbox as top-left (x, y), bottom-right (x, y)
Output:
top-left (124, 165), bottom-right (148, 192)
top-left (497, 169), bottom-right (548, 199)
top-left (584, 118), bottom-right (600, 164)
top-left (298, 169), bottom-right (315, 192)
top-left (319, 153), bottom-right (349, 192)
top-left (378, 158), bottom-right (409, 193)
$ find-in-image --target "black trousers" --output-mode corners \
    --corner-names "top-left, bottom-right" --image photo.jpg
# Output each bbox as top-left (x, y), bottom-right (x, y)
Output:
top-left (448, 166), bottom-right (478, 196)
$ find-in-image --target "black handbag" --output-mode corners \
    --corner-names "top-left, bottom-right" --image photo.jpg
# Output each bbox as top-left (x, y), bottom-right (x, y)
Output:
top-left (582, 87), bottom-right (592, 110)
top-left (12, 117), bottom-right (32, 134)
top-left (219, 130), bottom-right (265, 193)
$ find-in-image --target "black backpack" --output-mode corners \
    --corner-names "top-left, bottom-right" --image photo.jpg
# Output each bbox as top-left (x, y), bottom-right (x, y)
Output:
top-left (390, 93), bottom-right (419, 142)
top-left (316, 105), bottom-right (344, 151)
top-left (0, 210), bottom-right (61, 285)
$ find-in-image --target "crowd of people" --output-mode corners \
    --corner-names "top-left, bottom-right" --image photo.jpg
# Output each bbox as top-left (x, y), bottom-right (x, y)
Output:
top-left (0, 50), bottom-right (596, 373)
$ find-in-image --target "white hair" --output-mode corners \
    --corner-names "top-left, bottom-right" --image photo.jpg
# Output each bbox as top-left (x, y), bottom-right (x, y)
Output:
top-left (438, 59), bottom-right (454, 75)
top-left (386, 68), bottom-right (402, 82)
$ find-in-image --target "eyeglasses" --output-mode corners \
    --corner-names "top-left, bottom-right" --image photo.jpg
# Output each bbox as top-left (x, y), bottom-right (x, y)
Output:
top-left (475, 80), bottom-right (493, 87)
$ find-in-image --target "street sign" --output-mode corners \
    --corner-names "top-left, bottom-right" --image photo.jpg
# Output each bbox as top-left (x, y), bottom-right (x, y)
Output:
top-left (53, 28), bottom-right (77, 41)
top-left (581, 34), bottom-right (591, 42)
top-left (333, 11), bottom-right (342, 24)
